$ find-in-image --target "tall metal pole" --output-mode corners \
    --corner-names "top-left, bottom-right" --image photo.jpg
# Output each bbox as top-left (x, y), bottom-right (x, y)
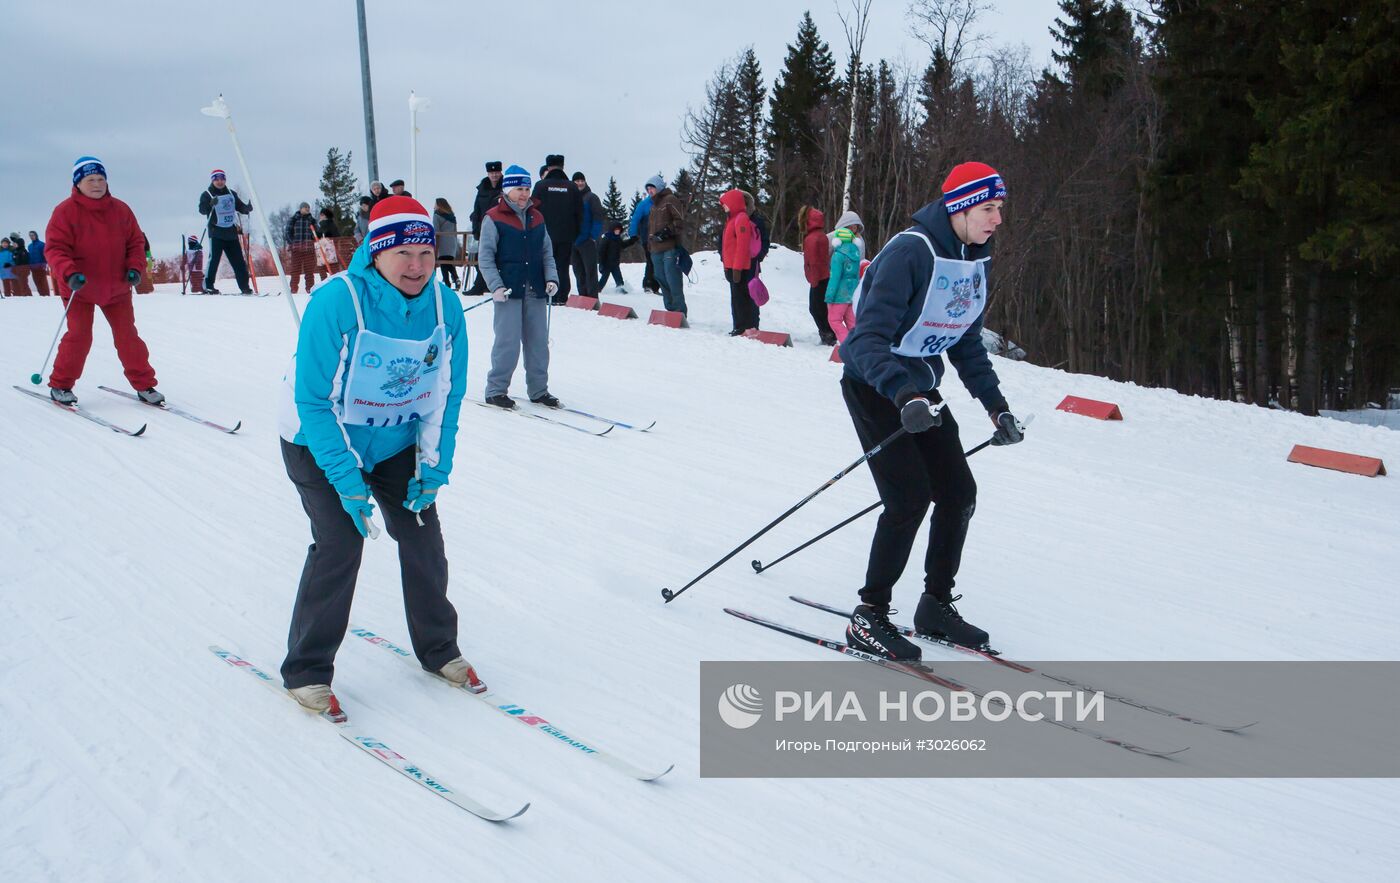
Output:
top-left (356, 0), bottom-right (379, 183)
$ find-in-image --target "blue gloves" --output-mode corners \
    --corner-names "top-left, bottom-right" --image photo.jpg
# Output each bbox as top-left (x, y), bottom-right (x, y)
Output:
top-left (403, 478), bottom-right (442, 513)
top-left (338, 483), bottom-right (376, 538)
top-left (404, 465), bottom-right (447, 513)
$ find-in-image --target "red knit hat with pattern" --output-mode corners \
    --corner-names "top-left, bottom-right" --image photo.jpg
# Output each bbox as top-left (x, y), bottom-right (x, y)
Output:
top-left (941, 162), bottom-right (1006, 215)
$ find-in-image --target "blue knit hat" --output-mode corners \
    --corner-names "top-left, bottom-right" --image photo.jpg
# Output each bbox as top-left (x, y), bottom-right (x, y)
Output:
top-left (501, 165), bottom-right (531, 190)
top-left (646, 174), bottom-right (665, 192)
top-left (72, 156), bottom-right (106, 185)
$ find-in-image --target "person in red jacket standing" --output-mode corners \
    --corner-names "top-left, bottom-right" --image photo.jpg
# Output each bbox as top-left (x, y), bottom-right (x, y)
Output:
top-left (719, 189), bottom-right (758, 336)
top-left (800, 205), bottom-right (835, 345)
top-left (45, 157), bottom-right (162, 406)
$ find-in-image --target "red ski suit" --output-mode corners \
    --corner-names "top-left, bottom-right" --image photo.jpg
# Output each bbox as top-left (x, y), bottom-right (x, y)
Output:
top-left (45, 186), bottom-right (157, 391)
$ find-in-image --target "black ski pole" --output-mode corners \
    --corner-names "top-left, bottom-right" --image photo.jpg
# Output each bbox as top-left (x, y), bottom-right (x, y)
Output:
top-left (660, 427), bottom-right (908, 603)
top-left (752, 501), bottom-right (882, 574)
top-left (750, 436), bottom-right (997, 575)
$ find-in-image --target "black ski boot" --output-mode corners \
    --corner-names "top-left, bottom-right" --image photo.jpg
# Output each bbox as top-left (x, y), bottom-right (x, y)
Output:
top-left (846, 604), bottom-right (921, 661)
top-left (50, 387), bottom-right (77, 406)
top-left (485, 394), bottom-right (516, 410)
top-left (914, 593), bottom-right (990, 649)
top-left (530, 392), bottom-right (562, 409)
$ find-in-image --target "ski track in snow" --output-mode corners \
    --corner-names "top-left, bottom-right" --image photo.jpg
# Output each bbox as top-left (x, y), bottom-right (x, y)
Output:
top-left (1, 247), bottom-right (1397, 881)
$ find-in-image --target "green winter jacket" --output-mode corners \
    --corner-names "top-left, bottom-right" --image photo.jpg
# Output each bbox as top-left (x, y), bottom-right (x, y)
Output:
top-left (825, 240), bottom-right (860, 304)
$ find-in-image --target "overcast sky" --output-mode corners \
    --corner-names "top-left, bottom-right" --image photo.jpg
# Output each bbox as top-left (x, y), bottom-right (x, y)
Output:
top-left (2, 0), bottom-right (1061, 257)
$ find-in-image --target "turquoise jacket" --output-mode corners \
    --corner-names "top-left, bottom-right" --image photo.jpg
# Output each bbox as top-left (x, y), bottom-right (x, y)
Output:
top-left (825, 240), bottom-right (860, 304)
top-left (280, 240), bottom-right (468, 497)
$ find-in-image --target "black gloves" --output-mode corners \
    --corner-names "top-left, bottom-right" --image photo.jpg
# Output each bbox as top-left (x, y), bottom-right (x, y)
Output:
top-left (897, 391), bottom-right (943, 434)
top-left (990, 411), bottom-right (1025, 446)
top-left (66, 273), bottom-right (86, 290)
top-left (126, 269), bottom-right (141, 285)
top-left (649, 227), bottom-right (674, 243)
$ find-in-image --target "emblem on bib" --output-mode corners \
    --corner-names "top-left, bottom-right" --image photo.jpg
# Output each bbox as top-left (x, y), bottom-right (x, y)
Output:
top-left (380, 356), bottom-right (423, 398)
top-left (360, 351), bottom-right (382, 368)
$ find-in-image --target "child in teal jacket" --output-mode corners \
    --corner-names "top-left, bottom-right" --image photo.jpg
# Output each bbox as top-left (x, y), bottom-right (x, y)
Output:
top-left (825, 227), bottom-right (861, 342)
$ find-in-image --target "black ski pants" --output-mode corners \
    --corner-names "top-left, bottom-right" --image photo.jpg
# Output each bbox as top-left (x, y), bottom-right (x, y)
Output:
top-left (841, 376), bottom-right (977, 610)
top-left (728, 269), bottom-right (759, 332)
top-left (809, 280), bottom-right (835, 342)
top-left (571, 239), bottom-right (600, 298)
top-left (641, 241), bottom-right (658, 291)
top-left (551, 238), bottom-right (574, 299)
top-left (205, 236), bottom-right (250, 291)
top-left (280, 440), bottom-right (461, 688)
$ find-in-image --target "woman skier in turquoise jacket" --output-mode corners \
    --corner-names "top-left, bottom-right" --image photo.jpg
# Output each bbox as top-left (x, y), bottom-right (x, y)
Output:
top-left (276, 195), bottom-right (477, 715)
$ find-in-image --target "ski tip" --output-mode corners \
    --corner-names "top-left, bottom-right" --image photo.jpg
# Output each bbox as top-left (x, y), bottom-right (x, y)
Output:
top-left (597, 424), bottom-right (615, 436)
top-left (129, 423), bottom-right (148, 437)
top-left (638, 420), bottom-right (657, 431)
top-left (494, 801), bottom-right (531, 822)
top-left (228, 420), bottom-right (243, 433)
top-left (639, 764), bottom-right (676, 782)
top-left (1219, 721), bottom-right (1259, 733)
top-left (751, 560), bottom-right (763, 573)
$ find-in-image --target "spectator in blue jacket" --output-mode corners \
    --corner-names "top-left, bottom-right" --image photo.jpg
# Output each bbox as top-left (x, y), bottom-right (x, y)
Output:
top-left (570, 171), bottom-right (605, 298)
top-left (275, 194), bottom-right (478, 712)
top-left (0, 239), bottom-right (15, 296)
top-left (838, 161), bottom-right (1025, 663)
top-left (25, 230), bottom-right (49, 295)
top-left (629, 175), bottom-right (663, 293)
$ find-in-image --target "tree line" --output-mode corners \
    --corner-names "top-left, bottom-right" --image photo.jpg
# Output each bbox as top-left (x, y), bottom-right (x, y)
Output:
top-left (679, 0), bottom-right (1399, 413)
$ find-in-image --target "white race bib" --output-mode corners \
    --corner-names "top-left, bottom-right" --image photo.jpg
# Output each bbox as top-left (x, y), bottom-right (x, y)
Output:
top-left (890, 231), bottom-right (988, 358)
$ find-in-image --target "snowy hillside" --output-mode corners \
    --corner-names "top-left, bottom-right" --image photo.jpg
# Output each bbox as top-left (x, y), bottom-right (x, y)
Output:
top-left (1, 251), bottom-right (1397, 882)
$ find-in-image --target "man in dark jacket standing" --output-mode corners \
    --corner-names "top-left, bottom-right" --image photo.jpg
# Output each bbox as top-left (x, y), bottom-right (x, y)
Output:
top-left (839, 161), bottom-right (1025, 661)
top-left (198, 169), bottom-right (253, 293)
top-left (466, 161), bottom-right (503, 295)
top-left (531, 154), bottom-right (582, 305)
top-left (570, 171), bottom-right (605, 298)
top-left (284, 202), bottom-right (318, 294)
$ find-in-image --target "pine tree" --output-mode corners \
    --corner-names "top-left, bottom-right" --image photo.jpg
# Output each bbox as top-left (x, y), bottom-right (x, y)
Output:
top-left (629, 190), bottom-right (643, 214)
top-left (730, 47), bottom-right (768, 197)
top-left (602, 176), bottom-right (627, 222)
top-left (316, 148), bottom-right (360, 235)
top-left (767, 12), bottom-right (837, 243)
top-left (1050, 0), bottom-right (1135, 99)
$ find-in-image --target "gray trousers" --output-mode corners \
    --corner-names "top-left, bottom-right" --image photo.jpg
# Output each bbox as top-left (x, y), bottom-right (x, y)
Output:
top-left (486, 294), bottom-right (550, 398)
top-left (280, 440), bottom-right (461, 689)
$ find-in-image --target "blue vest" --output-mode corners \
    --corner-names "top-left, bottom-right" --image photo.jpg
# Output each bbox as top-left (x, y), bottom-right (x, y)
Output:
top-left (488, 202), bottom-right (548, 298)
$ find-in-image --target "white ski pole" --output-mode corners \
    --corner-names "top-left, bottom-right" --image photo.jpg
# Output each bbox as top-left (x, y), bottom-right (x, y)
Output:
top-left (200, 94), bottom-right (300, 327)
top-left (29, 278), bottom-right (85, 385)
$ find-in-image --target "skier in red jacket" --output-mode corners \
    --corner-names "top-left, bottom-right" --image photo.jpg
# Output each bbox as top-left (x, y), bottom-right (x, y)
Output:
top-left (45, 157), bottom-right (162, 406)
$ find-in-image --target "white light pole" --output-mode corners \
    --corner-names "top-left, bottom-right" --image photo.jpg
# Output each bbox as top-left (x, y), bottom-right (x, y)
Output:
top-left (200, 94), bottom-right (300, 327)
top-left (409, 91), bottom-right (432, 199)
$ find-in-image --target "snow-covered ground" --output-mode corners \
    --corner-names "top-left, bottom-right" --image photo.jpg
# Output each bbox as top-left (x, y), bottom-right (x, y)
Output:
top-left (1, 250), bottom-right (1397, 881)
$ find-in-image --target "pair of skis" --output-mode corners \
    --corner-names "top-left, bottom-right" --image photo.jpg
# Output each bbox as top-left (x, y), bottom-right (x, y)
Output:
top-left (473, 400), bottom-right (655, 436)
top-left (211, 628), bottom-right (671, 824)
top-left (726, 597), bottom-right (1255, 758)
top-left (13, 385), bottom-right (240, 435)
